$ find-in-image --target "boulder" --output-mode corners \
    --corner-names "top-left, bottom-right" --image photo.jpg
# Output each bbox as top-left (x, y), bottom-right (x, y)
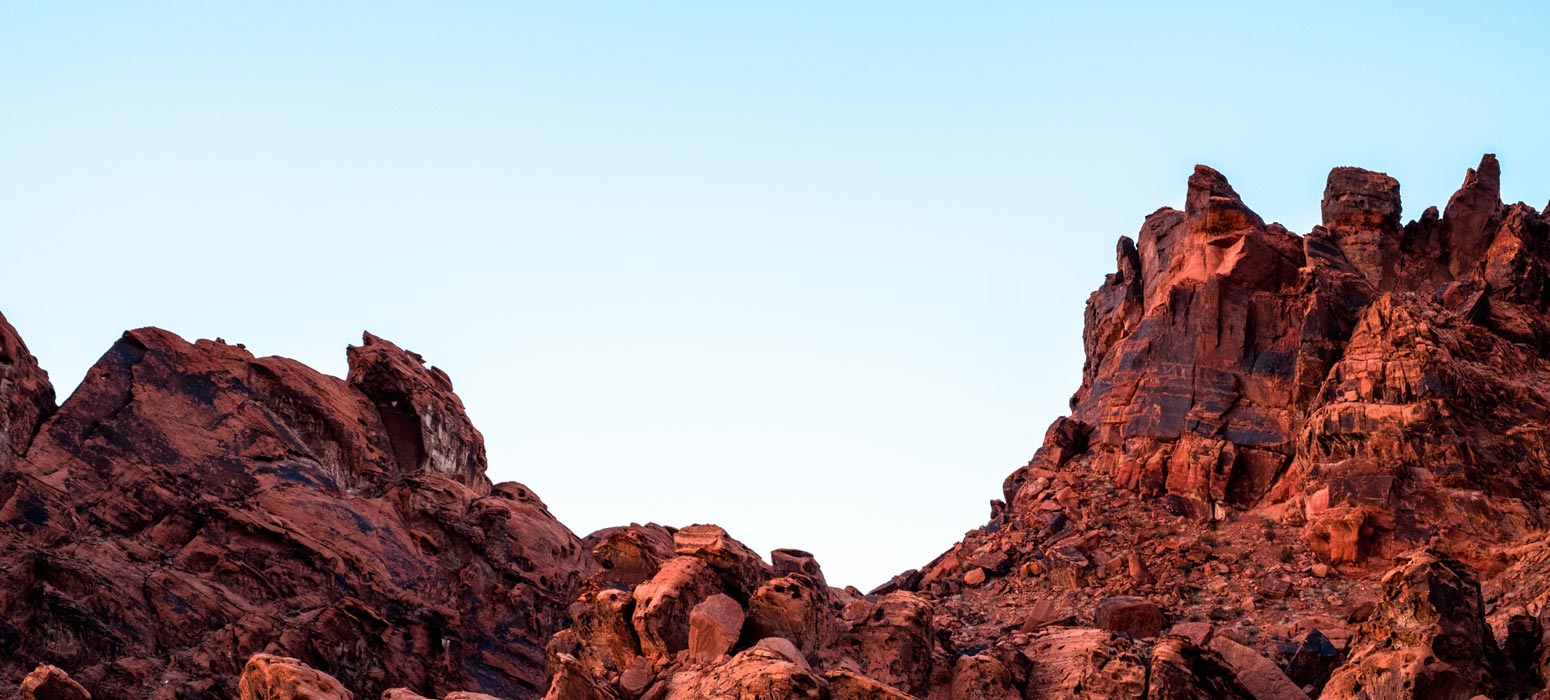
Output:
top-left (662, 643), bottom-right (824, 700)
top-left (237, 655), bottom-right (353, 700)
top-left (823, 669), bottom-right (917, 700)
top-left (1206, 637), bottom-right (1310, 700)
top-left (1022, 628), bottom-right (1147, 699)
top-left (949, 653), bottom-right (1019, 700)
top-left (567, 587), bottom-right (642, 678)
top-left (1283, 629), bottom-right (1341, 692)
top-left (1306, 507), bottom-right (1369, 564)
top-left (746, 574), bottom-right (826, 655)
top-left (585, 525), bottom-right (678, 588)
top-left (687, 593), bottom-right (744, 664)
top-left (1095, 597), bottom-right (1164, 639)
top-left (631, 556), bottom-right (722, 663)
top-left (1322, 549), bottom-right (1503, 700)
top-left (771, 549), bottom-right (828, 588)
top-left (672, 525), bottom-right (772, 598)
top-left (542, 654), bottom-right (616, 700)
top-left (840, 592), bottom-right (935, 697)
top-left (1166, 622), bottom-right (1213, 647)
top-left (20, 665), bottom-right (90, 700)
top-left (1145, 639), bottom-right (1254, 700)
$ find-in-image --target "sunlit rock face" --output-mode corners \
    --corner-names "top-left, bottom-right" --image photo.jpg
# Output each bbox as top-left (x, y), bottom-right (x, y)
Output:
top-left (1006, 153), bottom-right (1550, 561)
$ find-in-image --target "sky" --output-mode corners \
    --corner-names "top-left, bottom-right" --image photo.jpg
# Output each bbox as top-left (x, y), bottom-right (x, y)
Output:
top-left (4, 2), bottom-right (1550, 589)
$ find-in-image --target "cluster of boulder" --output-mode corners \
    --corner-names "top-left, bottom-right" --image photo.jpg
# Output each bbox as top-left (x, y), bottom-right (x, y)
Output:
top-left (17, 540), bottom-right (1527, 700)
top-left (12, 154), bottom-right (1550, 698)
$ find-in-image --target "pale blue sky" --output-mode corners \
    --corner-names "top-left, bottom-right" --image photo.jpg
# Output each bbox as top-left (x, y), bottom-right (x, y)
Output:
top-left (4, 2), bottom-right (1549, 588)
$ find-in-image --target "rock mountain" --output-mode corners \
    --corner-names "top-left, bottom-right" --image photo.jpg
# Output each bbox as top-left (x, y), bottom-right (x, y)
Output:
top-left (8, 155), bottom-right (1550, 700)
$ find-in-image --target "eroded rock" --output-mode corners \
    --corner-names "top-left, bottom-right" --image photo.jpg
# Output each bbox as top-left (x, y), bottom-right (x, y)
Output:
top-left (19, 665), bottom-right (90, 700)
top-left (237, 655), bottom-right (352, 700)
top-left (1322, 549), bottom-right (1503, 700)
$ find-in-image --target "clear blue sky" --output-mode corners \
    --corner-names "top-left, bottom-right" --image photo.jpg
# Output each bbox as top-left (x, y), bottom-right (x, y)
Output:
top-left (4, 2), bottom-right (1549, 588)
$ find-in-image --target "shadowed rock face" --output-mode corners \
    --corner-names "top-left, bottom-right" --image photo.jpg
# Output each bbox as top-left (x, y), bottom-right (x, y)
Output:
top-left (0, 324), bottom-right (591, 700)
top-left (0, 310), bottom-right (55, 474)
top-left (12, 155), bottom-right (1550, 700)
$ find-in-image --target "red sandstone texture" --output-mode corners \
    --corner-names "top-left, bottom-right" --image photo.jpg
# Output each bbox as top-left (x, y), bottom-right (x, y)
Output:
top-left (0, 322), bottom-right (590, 699)
top-left (9, 155), bottom-right (1550, 699)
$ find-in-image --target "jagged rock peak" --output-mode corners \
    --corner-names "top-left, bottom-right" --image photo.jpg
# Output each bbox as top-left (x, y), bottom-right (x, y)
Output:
top-left (347, 331), bottom-right (491, 493)
top-left (1184, 164), bottom-right (1266, 232)
top-left (0, 311), bottom-right (55, 471)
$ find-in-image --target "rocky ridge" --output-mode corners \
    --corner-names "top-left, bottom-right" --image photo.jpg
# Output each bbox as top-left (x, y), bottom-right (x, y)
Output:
top-left (0, 324), bottom-right (590, 699)
top-left (9, 155), bottom-right (1550, 699)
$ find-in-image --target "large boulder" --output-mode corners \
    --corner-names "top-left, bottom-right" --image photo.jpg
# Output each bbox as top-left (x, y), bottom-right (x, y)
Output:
top-left (770, 549), bottom-right (827, 588)
top-left (671, 524), bottom-right (772, 599)
top-left (836, 593), bottom-right (935, 697)
top-left (631, 556), bottom-right (722, 663)
top-left (746, 574), bottom-right (827, 655)
top-left (948, 654), bottom-right (1018, 700)
top-left (1145, 640), bottom-right (1254, 700)
top-left (662, 643), bottom-right (825, 700)
top-left (565, 588), bottom-right (642, 680)
top-left (19, 665), bottom-right (90, 700)
top-left (584, 524), bottom-right (678, 588)
top-left (687, 594), bottom-right (745, 664)
top-left (1206, 637), bottom-right (1309, 700)
top-left (1094, 597), bottom-right (1163, 639)
top-left (1322, 549), bottom-right (1504, 700)
top-left (236, 655), bottom-right (352, 700)
top-left (1022, 628), bottom-right (1147, 700)
top-left (541, 654), bottom-right (616, 700)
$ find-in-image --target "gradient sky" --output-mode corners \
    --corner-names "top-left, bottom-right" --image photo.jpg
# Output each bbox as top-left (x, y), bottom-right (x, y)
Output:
top-left (5, 2), bottom-right (1550, 588)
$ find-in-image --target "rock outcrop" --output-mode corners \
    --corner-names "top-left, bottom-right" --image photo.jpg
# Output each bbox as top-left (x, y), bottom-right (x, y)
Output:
top-left (540, 523), bottom-right (1258, 700)
top-left (0, 321), bottom-right (590, 700)
top-left (237, 655), bottom-right (353, 700)
top-left (921, 154), bottom-right (1550, 697)
top-left (19, 665), bottom-right (90, 700)
top-left (0, 311), bottom-right (54, 474)
top-left (1322, 549), bottom-right (1513, 700)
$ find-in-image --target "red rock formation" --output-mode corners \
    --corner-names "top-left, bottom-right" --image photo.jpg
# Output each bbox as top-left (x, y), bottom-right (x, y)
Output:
top-left (19, 665), bottom-right (91, 700)
top-left (0, 311), bottom-right (54, 474)
top-left (998, 155), bottom-right (1550, 554)
top-left (1322, 549), bottom-right (1509, 700)
top-left (237, 655), bottom-right (352, 700)
top-left (0, 322), bottom-right (590, 700)
top-left (924, 154), bottom-right (1550, 698)
top-left (686, 593), bottom-right (743, 663)
top-left (15, 155), bottom-right (1550, 699)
